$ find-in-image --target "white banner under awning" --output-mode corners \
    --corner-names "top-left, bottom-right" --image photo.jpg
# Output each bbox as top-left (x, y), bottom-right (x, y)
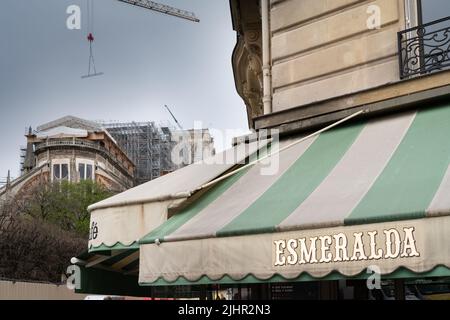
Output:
top-left (139, 216), bottom-right (450, 283)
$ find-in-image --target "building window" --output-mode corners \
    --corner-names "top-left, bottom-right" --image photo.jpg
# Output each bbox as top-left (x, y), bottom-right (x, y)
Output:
top-left (87, 164), bottom-right (93, 180)
top-left (417, 0), bottom-right (450, 25)
top-left (404, 0), bottom-right (450, 28)
top-left (399, 1), bottom-right (450, 78)
top-left (53, 163), bottom-right (69, 181)
top-left (78, 163), bottom-right (94, 181)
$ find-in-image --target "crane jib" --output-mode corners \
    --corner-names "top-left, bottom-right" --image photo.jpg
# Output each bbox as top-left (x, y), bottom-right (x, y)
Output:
top-left (117, 0), bottom-right (200, 23)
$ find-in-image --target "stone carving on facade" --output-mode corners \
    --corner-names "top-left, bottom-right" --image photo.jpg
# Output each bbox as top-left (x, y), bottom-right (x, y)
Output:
top-left (231, 0), bottom-right (263, 128)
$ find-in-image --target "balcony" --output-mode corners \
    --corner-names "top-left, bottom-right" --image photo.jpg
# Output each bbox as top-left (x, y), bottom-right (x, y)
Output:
top-left (398, 16), bottom-right (450, 79)
top-left (35, 139), bottom-right (101, 152)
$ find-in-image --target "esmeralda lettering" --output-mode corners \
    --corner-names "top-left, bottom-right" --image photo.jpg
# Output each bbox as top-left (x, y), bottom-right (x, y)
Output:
top-left (274, 227), bottom-right (419, 267)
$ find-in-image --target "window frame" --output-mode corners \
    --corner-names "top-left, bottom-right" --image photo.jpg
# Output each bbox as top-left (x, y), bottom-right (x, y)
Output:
top-left (76, 159), bottom-right (95, 181)
top-left (51, 160), bottom-right (71, 182)
top-left (404, 0), bottom-right (420, 29)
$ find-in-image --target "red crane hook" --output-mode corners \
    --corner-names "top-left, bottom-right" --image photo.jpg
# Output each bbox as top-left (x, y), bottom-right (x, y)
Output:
top-left (87, 33), bottom-right (94, 42)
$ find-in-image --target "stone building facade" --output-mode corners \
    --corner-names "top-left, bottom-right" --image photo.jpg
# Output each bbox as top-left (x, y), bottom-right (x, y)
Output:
top-left (227, 0), bottom-right (450, 300)
top-left (231, 0), bottom-right (450, 133)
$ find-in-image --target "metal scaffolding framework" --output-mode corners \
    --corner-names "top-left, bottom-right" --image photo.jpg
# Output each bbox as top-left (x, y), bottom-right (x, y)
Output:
top-left (100, 121), bottom-right (176, 185)
top-left (19, 146), bottom-right (27, 174)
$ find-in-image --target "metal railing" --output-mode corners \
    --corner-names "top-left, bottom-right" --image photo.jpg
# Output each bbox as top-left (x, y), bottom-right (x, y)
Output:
top-left (398, 16), bottom-right (450, 79)
top-left (35, 139), bottom-right (101, 152)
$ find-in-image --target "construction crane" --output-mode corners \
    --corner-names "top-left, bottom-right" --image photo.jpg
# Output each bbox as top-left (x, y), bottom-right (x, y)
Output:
top-left (82, 0), bottom-right (199, 78)
top-left (118, 0), bottom-right (200, 22)
top-left (164, 105), bottom-right (183, 130)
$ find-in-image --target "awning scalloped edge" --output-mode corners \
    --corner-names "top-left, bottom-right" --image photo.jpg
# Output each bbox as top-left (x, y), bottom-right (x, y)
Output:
top-left (139, 263), bottom-right (450, 285)
top-left (88, 241), bottom-right (139, 253)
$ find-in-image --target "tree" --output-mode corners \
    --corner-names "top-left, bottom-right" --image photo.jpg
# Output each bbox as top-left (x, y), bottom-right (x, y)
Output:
top-left (0, 198), bottom-right (86, 282)
top-left (24, 180), bottom-right (114, 236)
top-left (0, 180), bottom-right (113, 282)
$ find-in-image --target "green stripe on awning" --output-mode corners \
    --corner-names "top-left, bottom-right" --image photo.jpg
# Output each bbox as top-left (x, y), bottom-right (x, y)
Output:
top-left (217, 123), bottom-right (364, 237)
top-left (139, 166), bottom-right (251, 244)
top-left (139, 146), bottom-right (270, 244)
top-left (88, 241), bottom-right (139, 253)
top-left (346, 103), bottom-right (450, 225)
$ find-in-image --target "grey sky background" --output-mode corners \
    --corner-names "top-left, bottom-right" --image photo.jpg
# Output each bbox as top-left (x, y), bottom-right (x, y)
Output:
top-left (0, 0), bottom-right (249, 179)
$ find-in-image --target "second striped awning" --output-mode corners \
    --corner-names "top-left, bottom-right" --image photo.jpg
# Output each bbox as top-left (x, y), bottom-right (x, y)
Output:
top-left (139, 104), bottom-right (450, 284)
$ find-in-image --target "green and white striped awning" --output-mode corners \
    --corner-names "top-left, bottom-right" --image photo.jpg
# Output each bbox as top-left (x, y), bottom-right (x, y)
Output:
top-left (138, 104), bottom-right (450, 285)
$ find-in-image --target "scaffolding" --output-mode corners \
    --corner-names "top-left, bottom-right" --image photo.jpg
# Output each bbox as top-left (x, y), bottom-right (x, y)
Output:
top-left (100, 121), bottom-right (176, 185)
top-left (19, 146), bottom-right (27, 175)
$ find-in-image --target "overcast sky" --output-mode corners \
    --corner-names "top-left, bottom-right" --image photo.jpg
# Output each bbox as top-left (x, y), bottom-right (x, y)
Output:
top-left (0, 0), bottom-right (249, 179)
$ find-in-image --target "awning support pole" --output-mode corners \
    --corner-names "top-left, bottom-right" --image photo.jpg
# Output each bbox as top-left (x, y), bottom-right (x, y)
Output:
top-left (196, 109), bottom-right (367, 192)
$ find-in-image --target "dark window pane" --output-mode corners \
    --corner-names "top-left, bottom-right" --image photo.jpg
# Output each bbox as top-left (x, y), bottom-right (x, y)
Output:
top-left (61, 164), bottom-right (69, 180)
top-left (421, 0), bottom-right (450, 24)
top-left (53, 164), bottom-right (60, 179)
top-left (79, 163), bottom-right (85, 180)
top-left (86, 164), bottom-right (93, 180)
top-left (417, 0), bottom-right (450, 75)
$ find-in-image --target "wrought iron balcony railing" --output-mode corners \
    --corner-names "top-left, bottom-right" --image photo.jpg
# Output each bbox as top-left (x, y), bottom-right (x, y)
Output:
top-left (398, 16), bottom-right (450, 79)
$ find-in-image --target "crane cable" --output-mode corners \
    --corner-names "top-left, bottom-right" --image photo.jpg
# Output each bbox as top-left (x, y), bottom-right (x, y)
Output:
top-left (88, 0), bottom-right (94, 34)
top-left (87, 0), bottom-right (95, 75)
top-left (83, 0), bottom-right (103, 78)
